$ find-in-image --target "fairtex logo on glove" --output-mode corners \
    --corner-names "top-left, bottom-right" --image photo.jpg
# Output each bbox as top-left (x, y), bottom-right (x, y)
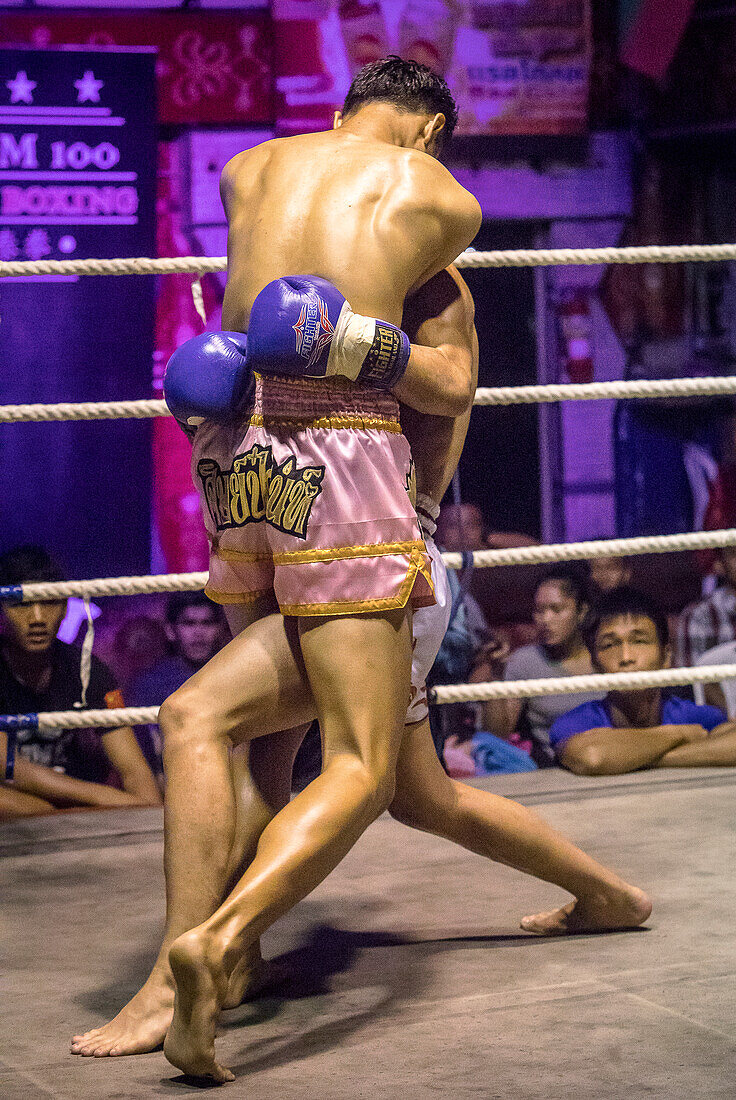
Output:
top-left (197, 444), bottom-right (324, 540)
top-left (292, 295), bottom-right (334, 369)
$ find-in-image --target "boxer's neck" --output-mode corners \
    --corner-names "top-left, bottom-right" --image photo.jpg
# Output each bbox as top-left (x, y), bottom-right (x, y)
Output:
top-left (337, 103), bottom-right (436, 153)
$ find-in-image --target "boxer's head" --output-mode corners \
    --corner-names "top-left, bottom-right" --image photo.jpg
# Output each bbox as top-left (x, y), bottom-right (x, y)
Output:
top-left (336, 56), bottom-right (458, 157)
top-left (0, 545), bottom-right (67, 655)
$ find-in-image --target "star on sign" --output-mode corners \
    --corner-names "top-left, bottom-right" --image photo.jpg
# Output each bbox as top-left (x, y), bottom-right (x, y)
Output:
top-left (6, 71), bottom-right (36, 105)
top-left (74, 70), bottom-right (104, 104)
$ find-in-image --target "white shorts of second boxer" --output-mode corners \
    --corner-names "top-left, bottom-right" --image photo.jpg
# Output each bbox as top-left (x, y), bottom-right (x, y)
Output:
top-left (406, 532), bottom-right (452, 725)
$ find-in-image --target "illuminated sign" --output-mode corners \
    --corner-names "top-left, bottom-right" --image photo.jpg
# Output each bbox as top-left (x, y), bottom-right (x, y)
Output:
top-left (0, 48), bottom-right (157, 581)
top-left (0, 48), bottom-right (155, 261)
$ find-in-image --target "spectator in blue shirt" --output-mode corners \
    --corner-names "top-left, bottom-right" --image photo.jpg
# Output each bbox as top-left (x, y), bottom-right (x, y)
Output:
top-left (550, 587), bottom-right (736, 775)
top-left (127, 591), bottom-right (227, 781)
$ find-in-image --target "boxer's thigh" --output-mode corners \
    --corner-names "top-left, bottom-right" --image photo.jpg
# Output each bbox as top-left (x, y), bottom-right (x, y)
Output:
top-left (170, 597), bottom-right (315, 745)
top-left (298, 608), bottom-right (412, 775)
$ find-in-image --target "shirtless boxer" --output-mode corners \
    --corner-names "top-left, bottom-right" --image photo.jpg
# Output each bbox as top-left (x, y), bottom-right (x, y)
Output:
top-left (71, 60), bottom-right (649, 1080)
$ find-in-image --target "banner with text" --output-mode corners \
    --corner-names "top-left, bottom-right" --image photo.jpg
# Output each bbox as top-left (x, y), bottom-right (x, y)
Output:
top-left (1, 13), bottom-right (273, 125)
top-left (0, 48), bottom-right (157, 579)
top-left (274, 0), bottom-right (590, 136)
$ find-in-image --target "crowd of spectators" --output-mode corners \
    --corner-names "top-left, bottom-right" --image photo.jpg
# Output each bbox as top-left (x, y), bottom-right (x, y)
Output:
top-left (3, 519), bottom-right (736, 823)
top-left (429, 507), bottom-right (736, 779)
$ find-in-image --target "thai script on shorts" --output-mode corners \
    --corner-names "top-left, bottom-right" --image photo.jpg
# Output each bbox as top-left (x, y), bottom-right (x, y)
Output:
top-left (197, 444), bottom-right (325, 540)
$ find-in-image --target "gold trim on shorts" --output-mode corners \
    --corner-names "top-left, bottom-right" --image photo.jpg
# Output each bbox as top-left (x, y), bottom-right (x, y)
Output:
top-left (248, 412), bottom-right (401, 433)
top-left (204, 586), bottom-right (272, 605)
top-left (212, 539), bottom-right (426, 566)
top-left (280, 549), bottom-right (434, 617)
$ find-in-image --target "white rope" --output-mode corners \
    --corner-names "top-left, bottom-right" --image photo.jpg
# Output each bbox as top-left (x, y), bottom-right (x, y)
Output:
top-left (19, 706), bottom-right (160, 730)
top-left (431, 663), bottom-right (736, 704)
top-left (9, 572), bottom-right (208, 602)
top-left (76, 597), bottom-right (95, 709)
top-left (0, 256), bottom-right (226, 278)
top-left (4, 661), bottom-right (736, 731)
top-left (5, 375), bottom-right (736, 425)
top-left (4, 243), bottom-right (736, 281)
top-left (473, 376), bottom-right (736, 406)
top-left (439, 528), bottom-right (736, 570)
top-left (3, 529), bottom-right (735, 605)
top-left (0, 399), bottom-right (169, 423)
top-left (456, 243), bottom-right (736, 269)
top-left (191, 276), bottom-right (207, 324)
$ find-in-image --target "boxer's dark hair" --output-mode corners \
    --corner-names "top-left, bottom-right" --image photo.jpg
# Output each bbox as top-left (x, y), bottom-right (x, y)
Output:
top-left (0, 544), bottom-right (65, 587)
top-left (582, 587), bottom-right (669, 653)
top-left (342, 57), bottom-right (458, 148)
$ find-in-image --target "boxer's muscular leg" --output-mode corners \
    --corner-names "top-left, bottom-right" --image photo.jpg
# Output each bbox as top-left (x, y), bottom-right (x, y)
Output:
top-left (163, 608), bottom-right (411, 1082)
top-left (223, 728), bottom-right (307, 1009)
top-left (70, 599), bottom-right (316, 1059)
top-left (388, 718), bottom-right (652, 933)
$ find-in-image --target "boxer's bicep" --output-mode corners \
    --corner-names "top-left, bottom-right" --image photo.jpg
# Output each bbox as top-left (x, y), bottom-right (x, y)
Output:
top-left (396, 269), bottom-right (478, 416)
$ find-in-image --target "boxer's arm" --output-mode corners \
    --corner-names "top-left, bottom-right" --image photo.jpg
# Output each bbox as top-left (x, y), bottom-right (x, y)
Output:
top-left (396, 266), bottom-right (478, 417)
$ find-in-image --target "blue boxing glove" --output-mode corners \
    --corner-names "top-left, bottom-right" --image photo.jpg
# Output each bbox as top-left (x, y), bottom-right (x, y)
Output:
top-left (163, 331), bottom-right (254, 439)
top-left (247, 275), bottom-right (410, 390)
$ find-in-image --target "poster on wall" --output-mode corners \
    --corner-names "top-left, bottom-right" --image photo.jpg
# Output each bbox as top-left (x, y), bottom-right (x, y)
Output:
top-left (0, 48), bottom-right (157, 579)
top-left (1, 13), bottom-right (273, 125)
top-left (274, 0), bottom-right (591, 136)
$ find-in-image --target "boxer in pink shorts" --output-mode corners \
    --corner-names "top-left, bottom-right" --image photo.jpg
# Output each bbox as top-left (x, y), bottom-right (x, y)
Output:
top-left (193, 373), bottom-right (434, 617)
top-left (72, 64), bottom-right (649, 1082)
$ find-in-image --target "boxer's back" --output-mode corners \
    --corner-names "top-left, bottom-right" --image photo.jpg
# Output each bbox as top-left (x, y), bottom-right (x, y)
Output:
top-left (221, 130), bottom-right (478, 332)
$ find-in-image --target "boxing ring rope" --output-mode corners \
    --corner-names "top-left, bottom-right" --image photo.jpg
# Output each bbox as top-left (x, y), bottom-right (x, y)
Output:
top-left (4, 241), bottom-right (736, 760)
top-left (2, 528), bottom-right (736, 607)
top-left (3, 242), bottom-right (736, 280)
top-left (5, 374), bottom-right (736, 424)
top-left (3, 664), bottom-right (736, 743)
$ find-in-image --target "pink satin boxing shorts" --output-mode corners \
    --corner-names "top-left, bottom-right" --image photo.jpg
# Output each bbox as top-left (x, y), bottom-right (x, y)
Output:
top-left (191, 373), bottom-right (435, 617)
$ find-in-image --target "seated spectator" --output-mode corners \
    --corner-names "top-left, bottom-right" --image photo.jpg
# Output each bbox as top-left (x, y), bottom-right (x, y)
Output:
top-left (588, 556), bottom-right (633, 597)
top-left (0, 545), bottom-right (161, 821)
top-left (551, 587), bottom-right (736, 775)
top-left (480, 566), bottom-right (602, 767)
top-left (111, 613), bottom-right (169, 692)
top-left (126, 591), bottom-right (227, 780)
top-left (678, 547), bottom-right (736, 666)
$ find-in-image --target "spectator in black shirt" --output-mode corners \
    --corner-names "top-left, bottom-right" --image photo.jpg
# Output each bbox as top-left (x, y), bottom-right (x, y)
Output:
top-left (0, 546), bottom-right (161, 820)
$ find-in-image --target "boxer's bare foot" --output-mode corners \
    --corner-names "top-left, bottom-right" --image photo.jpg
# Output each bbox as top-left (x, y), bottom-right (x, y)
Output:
top-left (223, 954), bottom-right (289, 1009)
top-left (164, 931), bottom-right (235, 1083)
top-left (70, 971), bottom-right (174, 1057)
top-left (520, 885), bottom-right (652, 936)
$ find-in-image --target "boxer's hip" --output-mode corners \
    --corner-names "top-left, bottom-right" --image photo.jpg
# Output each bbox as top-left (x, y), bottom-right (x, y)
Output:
top-left (191, 378), bottom-right (434, 616)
